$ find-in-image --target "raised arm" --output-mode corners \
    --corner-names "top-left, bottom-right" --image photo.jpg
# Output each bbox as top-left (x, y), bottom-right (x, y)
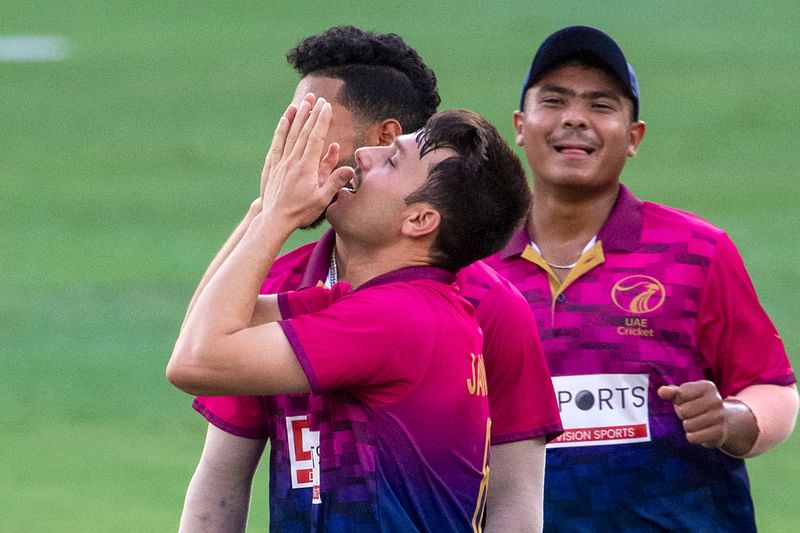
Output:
top-left (167, 95), bottom-right (352, 396)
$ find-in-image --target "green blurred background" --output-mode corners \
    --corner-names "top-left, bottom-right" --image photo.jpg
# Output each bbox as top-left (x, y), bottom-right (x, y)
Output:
top-left (2, 1), bottom-right (798, 531)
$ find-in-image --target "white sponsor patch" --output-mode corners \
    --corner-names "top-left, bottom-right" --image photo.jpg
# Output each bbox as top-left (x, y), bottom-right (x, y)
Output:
top-left (548, 374), bottom-right (650, 448)
top-left (285, 415), bottom-right (321, 503)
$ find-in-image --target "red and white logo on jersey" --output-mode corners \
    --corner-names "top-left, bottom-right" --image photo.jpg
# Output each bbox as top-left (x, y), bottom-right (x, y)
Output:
top-left (611, 275), bottom-right (666, 314)
top-left (285, 415), bottom-right (321, 504)
top-left (548, 374), bottom-right (651, 448)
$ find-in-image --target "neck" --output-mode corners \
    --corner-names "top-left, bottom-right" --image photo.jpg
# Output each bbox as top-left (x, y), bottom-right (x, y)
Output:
top-left (333, 235), bottom-right (432, 288)
top-left (528, 182), bottom-right (619, 265)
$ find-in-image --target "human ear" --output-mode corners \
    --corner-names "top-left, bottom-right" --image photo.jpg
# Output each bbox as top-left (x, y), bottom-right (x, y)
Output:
top-left (627, 120), bottom-right (646, 157)
top-left (377, 119), bottom-right (402, 146)
top-left (402, 204), bottom-right (440, 238)
top-left (513, 110), bottom-right (526, 147)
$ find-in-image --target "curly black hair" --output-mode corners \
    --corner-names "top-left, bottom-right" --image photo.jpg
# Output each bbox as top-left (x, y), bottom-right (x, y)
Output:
top-left (287, 26), bottom-right (440, 132)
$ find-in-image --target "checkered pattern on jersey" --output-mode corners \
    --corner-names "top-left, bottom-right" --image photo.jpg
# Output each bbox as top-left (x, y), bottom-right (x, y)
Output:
top-left (485, 185), bottom-right (795, 532)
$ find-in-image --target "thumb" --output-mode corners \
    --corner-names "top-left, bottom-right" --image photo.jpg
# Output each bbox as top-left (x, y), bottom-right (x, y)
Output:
top-left (657, 385), bottom-right (679, 402)
top-left (318, 142), bottom-right (341, 183)
top-left (321, 166), bottom-right (355, 197)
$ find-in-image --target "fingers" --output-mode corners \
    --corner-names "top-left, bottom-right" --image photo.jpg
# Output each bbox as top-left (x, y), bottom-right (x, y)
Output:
top-left (282, 94), bottom-right (317, 160)
top-left (657, 385), bottom-right (678, 401)
top-left (261, 103), bottom-right (298, 195)
top-left (256, 94), bottom-right (341, 228)
top-left (659, 380), bottom-right (719, 406)
top-left (318, 142), bottom-right (341, 182)
top-left (682, 411), bottom-right (727, 448)
top-left (302, 98), bottom-right (333, 161)
top-left (662, 380), bottom-right (727, 448)
top-left (288, 97), bottom-right (330, 164)
top-left (324, 166), bottom-right (356, 197)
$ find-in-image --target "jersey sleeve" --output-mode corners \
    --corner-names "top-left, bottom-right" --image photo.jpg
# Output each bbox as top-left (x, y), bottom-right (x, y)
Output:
top-left (192, 395), bottom-right (270, 439)
top-left (697, 233), bottom-right (796, 397)
top-left (278, 286), bottom-right (433, 405)
top-left (277, 282), bottom-right (353, 318)
top-left (478, 277), bottom-right (563, 444)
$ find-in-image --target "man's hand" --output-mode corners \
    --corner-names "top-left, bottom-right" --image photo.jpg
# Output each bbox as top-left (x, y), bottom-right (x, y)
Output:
top-left (658, 380), bottom-right (758, 456)
top-left (658, 380), bottom-right (727, 448)
top-left (259, 94), bottom-right (354, 229)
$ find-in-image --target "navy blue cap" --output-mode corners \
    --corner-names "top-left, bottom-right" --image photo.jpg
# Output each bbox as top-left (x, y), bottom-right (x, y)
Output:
top-left (520, 26), bottom-right (640, 119)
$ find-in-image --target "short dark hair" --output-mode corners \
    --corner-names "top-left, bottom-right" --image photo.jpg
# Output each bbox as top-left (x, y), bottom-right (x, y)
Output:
top-left (406, 110), bottom-right (531, 272)
top-left (287, 25), bottom-right (440, 131)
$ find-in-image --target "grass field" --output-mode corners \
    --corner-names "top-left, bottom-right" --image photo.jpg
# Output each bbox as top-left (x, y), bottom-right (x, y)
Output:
top-left (2, 1), bottom-right (798, 531)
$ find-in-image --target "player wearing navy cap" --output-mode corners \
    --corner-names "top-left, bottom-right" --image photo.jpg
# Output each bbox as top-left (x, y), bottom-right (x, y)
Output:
top-left (486, 25), bottom-right (798, 532)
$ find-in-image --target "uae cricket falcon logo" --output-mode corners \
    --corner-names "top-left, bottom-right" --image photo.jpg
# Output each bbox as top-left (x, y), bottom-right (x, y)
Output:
top-left (611, 275), bottom-right (666, 314)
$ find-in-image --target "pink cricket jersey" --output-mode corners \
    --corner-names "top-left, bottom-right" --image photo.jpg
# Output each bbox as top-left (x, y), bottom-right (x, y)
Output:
top-left (277, 267), bottom-right (491, 530)
top-left (193, 229), bottom-right (561, 531)
top-left (485, 184), bottom-right (796, 532)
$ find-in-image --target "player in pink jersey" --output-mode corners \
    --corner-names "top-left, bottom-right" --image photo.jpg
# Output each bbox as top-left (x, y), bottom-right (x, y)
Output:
top-left (194, 230), bottom-right (562, 531)
top-left (176, 27), bottom-right (560, 532)
top-left (485, 25), bottom-right (798, 531)
top-left (168, 96), bottom-right (541, 531)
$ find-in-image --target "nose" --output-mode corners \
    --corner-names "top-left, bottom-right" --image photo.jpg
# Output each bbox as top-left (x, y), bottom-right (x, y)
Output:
top-left (354, 145), bottom-right (378, 169)
top-left (561, 103), bottom-right (588, 130)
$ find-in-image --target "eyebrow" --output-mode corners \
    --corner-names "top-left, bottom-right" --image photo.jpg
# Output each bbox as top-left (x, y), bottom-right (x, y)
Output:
top-left (538, 84), bottom-right (622, 102)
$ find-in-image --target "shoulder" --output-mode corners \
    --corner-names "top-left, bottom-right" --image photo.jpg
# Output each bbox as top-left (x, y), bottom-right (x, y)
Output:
top-left (457, 260), bottom-right (517, 297)
top-left (456, 260), bottom-right (527, 311)
top-left (455, 263), bottom-right (536, 349)
top-left (641, 200), bottom-right (727, 241)
top-left (366, 279), bottom-right (460, 318)
top-left (637, 200), bottom-right (739, 263)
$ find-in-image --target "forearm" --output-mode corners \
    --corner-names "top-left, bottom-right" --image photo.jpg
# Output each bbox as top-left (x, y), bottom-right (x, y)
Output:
top-left (485, 438), bottom-right (545, 533)
top-left (181, 200), bottom-right (261, 331)
top-left (179, 467), bottom-right (252, 533)
top-left (179, 426), bottom-right (267, 533)
top-left (726, 383), bottom-right (799, 457)
top-left (168, 96), bottom-right (342, 395)
top-left (182, 213), bottom-right (293, 345)
top-left (168, 211), bottom-right (298, 394)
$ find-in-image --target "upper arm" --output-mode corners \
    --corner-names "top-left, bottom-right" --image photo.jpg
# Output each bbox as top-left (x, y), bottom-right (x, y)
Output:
top-left (168, 321), bottom-right (310, 396)
top-left (250, 294), bottom-right (281, 326)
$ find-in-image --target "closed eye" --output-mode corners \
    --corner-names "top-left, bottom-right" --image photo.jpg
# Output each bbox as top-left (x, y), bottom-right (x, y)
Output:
top-left (541, 97), bottom-right (564, 106)
top-left (592, 101), bottom-right (616, 111)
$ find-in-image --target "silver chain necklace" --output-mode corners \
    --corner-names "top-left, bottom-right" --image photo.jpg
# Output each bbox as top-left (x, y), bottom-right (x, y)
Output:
top-left (544, 259), bottom-right (578, 269)
top-left (328, 249), bottom-right (338, 286)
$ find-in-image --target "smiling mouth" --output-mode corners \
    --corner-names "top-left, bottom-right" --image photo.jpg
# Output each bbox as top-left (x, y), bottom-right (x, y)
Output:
top-left (554, 144), bottom-right (596, 155)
